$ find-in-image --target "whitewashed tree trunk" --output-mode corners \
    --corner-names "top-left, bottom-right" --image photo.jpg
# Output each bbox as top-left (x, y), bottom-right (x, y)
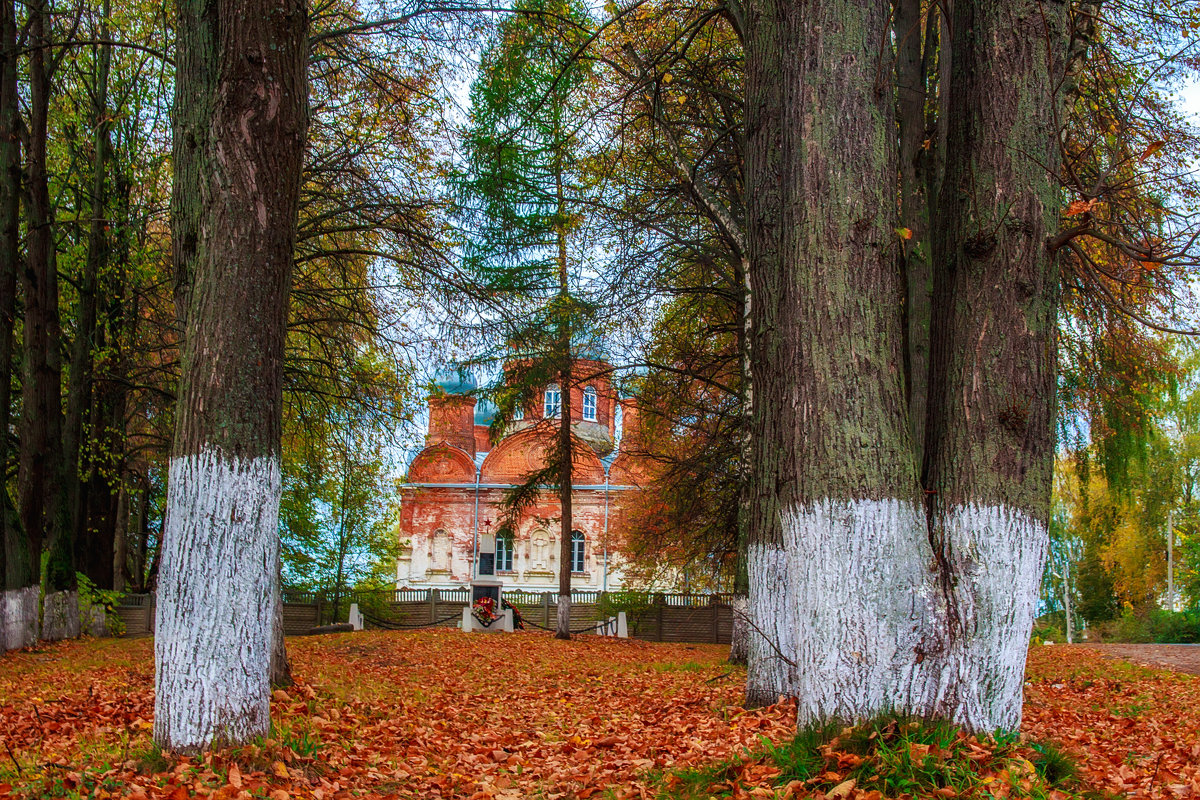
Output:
top-left (556, 595), bottom-right (571, 638)
top-left (2, 586), bottom-right (38, 649)
top-left (727, 594), bottom-right (748, 666)
top-left (746, 500), bottom-right (946, 717)
top-left (41, 590), bottom-right (80, 641)
top-left (928, 504), bottom-right (1048, 731)
top-left (154, 450), bottom-right (280, 752)
top-left (158, 0), bottom-right (305, 754)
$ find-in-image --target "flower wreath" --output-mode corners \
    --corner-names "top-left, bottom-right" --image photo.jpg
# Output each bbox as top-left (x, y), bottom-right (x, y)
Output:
top-left (471, 596), bottom-right (500, 626)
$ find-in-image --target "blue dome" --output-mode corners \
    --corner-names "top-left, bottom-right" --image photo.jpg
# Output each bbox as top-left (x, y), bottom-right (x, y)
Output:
top-left (433, 366), bottom-right (477, 395)
top-left (474, 400), bottom-right (497, 426)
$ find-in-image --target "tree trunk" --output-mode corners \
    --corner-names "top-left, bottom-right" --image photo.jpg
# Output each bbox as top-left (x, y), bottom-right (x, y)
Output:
top-left (154, 0), bottom-right (308, 754)
top-left (66, 8), bottom-right (113, 588)
top-left (727, 594), bottom-right (749, 665)
top-left (112, 484), bottom-right (128, 593)
top-left (0, 0), bottom-right (34, 650)
top-left (921, 0), bottom-right (1066, 732)
top-left (555, 358), bottom-right (573, 640)
top-left (895, 0), bottom-right (932, 471)
top-left (270, 555), bottom-right (292, 688)
top-left (743, 0), bottom-right (944, 716)
top-left (554, 161), bottom-right (573, 641)
top-left (22, 0), bottom-right (76, 640)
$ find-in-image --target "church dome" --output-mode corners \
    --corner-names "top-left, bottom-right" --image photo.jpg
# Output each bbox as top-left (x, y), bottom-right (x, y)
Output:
top-left (474, 400), bottom-right (497, 426)
top-left (433, 366), bottom-right (477, 396)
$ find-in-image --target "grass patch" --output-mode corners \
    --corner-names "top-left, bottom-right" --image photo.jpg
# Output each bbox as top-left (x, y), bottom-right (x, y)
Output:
top-left (655, 715), bottom-right (1088, 799)
top-left (651, 661), bottom-right (709, 673)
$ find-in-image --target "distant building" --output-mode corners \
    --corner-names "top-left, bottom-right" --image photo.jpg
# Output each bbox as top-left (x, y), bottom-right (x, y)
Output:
top-left (396, 357), bottom-right (648, 592)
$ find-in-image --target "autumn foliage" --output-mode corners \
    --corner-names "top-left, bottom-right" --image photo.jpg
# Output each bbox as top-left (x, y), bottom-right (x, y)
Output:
top-left (0, 633), bottom-right (1198, 799)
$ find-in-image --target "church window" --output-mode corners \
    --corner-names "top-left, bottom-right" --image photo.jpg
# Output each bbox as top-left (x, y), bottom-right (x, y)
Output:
top-left (544, 385), bottom-right (561, 417)
top-left (582, 386), bottom-right (597, 421)
top-left (513, 405), bottom-right (524, 420)
top-left (570, 530), bottom-right (585, 573)
top-left (496, 528), bottom-right (514, 572)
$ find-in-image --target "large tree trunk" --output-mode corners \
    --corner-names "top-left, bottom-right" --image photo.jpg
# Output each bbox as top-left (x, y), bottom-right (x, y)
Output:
top-left (0, 0), bottom-right (34, 650)
top-left (743, 0), bottom-right (942, 716)
top-left (22, 0), bottom-right (76, 641)
top-left (154, 0), bottom-right (308, 754)
top-left (921, 0), bottom-right (1066, 732)
top-left (895, 0), bottom-right (932, 471)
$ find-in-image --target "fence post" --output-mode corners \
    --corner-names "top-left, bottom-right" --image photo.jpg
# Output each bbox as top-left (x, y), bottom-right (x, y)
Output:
top-left (543, 592), bottom-right (551, 628)
top-left (656, 593), bottom-right (665, 641)
top-left (711, 598), bottom-right (720, 644)
top-left (430, 589), bottom-right (439, 624)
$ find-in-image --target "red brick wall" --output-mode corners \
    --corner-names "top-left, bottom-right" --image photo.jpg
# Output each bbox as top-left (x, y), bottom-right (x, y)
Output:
top-left (427, 395), bottom-right (476, 455)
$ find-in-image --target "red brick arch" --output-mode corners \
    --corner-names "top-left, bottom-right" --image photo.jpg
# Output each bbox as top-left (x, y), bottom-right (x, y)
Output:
top-left (481, 426), bottom-right (606, 485)
top-left (407, 442), bottom-right (476, 484)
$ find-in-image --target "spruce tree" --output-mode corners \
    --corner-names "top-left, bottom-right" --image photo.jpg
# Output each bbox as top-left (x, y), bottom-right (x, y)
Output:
top-left (459, 0), bottom-right (596, 639)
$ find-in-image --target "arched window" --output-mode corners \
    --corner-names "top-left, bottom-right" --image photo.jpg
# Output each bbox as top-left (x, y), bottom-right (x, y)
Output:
top-left (513, 405), bottom-right (524, 421)
top-left (582, 386), bottom-right (597, 421)
top-left (570, 530), bottom-right (585, 573)
top-left (496, 527), bottom-right (514, 572)
top-left (544, 385), bottom-right (561, 417)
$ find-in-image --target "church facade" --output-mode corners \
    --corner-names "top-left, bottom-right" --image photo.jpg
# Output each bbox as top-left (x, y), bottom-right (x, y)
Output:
top-left (396, 357), bottom-right (648, 592)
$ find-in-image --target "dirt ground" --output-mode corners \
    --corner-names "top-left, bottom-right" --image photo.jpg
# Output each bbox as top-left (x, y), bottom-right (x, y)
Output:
top-left (1082, 642), bottom-right (1200, 675)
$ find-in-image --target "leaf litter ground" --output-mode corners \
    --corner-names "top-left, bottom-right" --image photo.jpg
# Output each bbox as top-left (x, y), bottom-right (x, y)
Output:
top-left (0, 632), bottom-right (1196, 799)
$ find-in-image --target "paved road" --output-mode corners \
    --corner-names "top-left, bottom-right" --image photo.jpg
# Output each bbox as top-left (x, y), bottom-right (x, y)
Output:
top-left (1081, 643), bottom-right (1200, 675)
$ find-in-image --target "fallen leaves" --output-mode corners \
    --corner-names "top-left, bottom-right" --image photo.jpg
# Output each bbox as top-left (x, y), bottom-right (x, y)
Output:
top-left (1024, 645), bottom-right (1200, 799)
top-left (1, 636), bottom-right (1198, 798)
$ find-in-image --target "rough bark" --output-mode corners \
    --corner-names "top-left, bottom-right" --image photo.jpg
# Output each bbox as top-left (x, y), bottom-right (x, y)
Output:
top-left (743, 0), bottom-right (942, 715)
top-left (921, 0), bottom-right (1066, 732)
top-left (21, 0), bottom-right (76, 637)
top-left (895, 0), bottom-right (932, 470)
top-left (155, 0), bottom-right (308, 754)
top-left (0, 0), bottom-right (30, 650)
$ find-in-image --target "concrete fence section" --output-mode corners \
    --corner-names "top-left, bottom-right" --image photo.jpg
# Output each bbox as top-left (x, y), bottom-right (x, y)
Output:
top-left (112, 590), bottom-right (737, 645)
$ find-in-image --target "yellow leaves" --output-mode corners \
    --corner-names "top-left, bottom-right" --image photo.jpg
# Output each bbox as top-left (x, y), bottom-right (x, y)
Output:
top-left (272, 760), bottom-right (290, 779)
top-left (895, 227), bottom-right (913, 240)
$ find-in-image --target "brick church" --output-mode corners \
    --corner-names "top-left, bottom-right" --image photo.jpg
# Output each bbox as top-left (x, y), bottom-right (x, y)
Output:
top-left (396, 356), bottom-right (648, 592)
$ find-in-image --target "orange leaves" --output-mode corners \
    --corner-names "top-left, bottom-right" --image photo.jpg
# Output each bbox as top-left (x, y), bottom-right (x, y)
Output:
top-left (1024, 645), bottom-right (1200, 800)
top-left (6, 635), bottom-right (1198, 799)
top-left (1064, 198), bottom-right (1100, 217)
top-left (0, 632), bottom-right (796, 798)
top-left (1139, 140), bottom-right (1165, 162)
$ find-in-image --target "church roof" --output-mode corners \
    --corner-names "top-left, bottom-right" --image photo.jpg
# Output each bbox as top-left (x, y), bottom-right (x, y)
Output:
top-left (433, 366), bottom-right (477, 395)
top-left (474, 399), bottom-right (497, 426)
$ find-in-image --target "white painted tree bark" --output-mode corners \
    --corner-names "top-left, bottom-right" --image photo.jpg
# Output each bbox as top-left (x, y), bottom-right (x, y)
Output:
top-left (929, 504), bottom-right (1048, 731)
top-left (2, 586), bottom-right (38, 649)
top-left (745, 501), bottom-right (1047, 732)
top-left (154, 449), bottom-right (280, 752)
top-left (746, 500), bottom-right (946, 717)
top-left (556, 595), bottom-right (571, 637)
top-left (727, 594), bottom-right (748, 665)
